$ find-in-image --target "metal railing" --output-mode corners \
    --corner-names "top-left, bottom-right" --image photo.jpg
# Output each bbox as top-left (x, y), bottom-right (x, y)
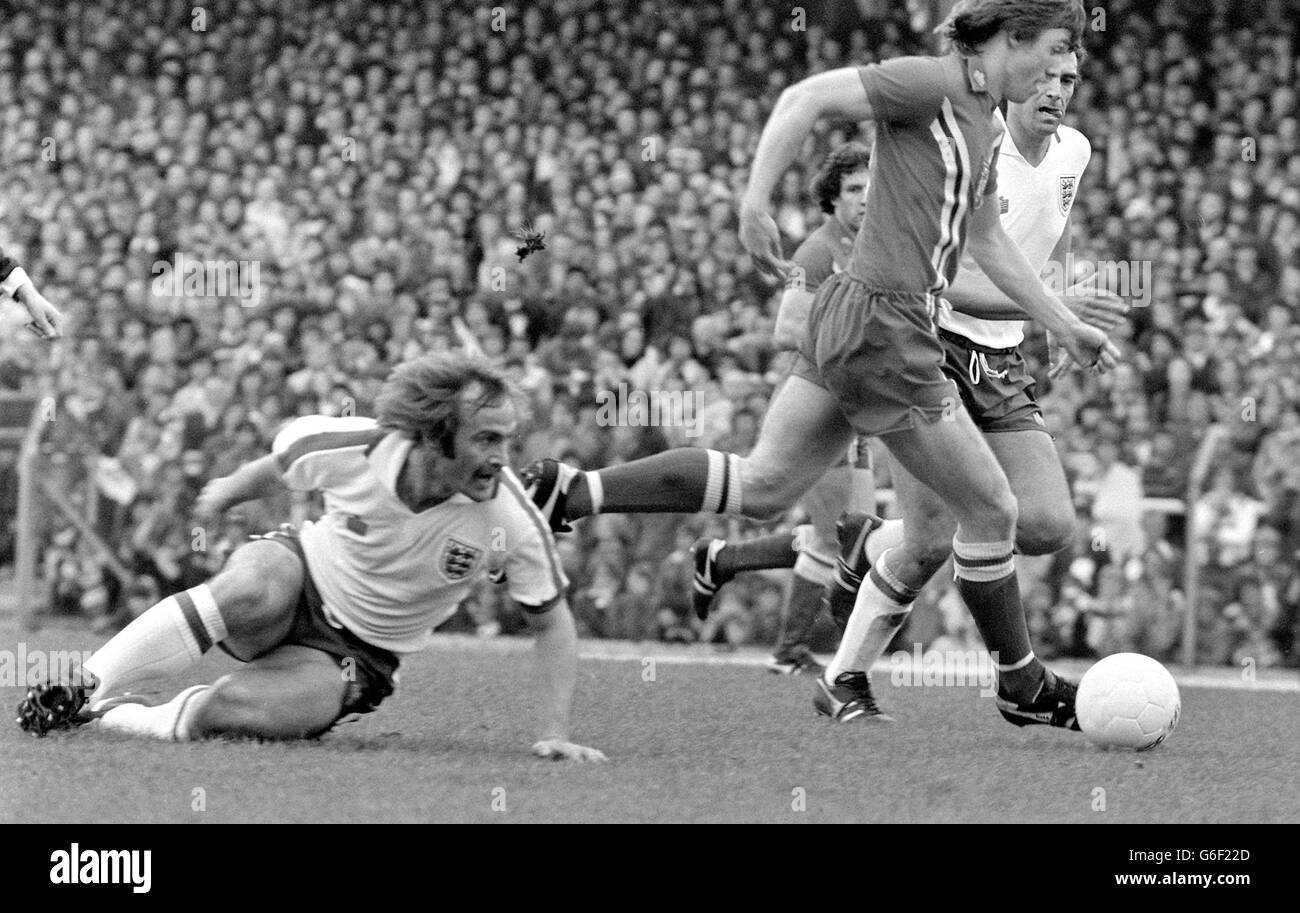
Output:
top-left (11, 392), bottom-right (133, 619)
top-left (1182, 424), bottom-right (1230, 668)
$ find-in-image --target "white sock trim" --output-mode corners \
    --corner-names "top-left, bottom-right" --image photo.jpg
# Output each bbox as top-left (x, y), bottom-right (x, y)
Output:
top-left (995, 651), bottom-right (1036, 672)
top-left (172, 684), bottom-right (213, 741)
top-left (793, 551), bottom-right (833, 588)
top-left (724, 453), bottom-right (743, 514)
top-left (168, 596), bottom-right (205, 662)
top-left (190, 584), bottom-right (228, 644)
top-left (702, 450), bottom-right (725, 513)
top-left (585, 471), bottom-right (604, 516)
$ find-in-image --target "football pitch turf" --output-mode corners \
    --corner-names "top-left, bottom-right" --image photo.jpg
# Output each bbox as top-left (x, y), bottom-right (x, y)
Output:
top-left (3, 612), bottom-right (1298, 824)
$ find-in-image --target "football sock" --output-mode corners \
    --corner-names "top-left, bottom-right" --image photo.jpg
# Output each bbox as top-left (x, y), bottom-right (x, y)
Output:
top-left (83, 585), bottom-right (228, 703)
top-left (951, 537), bottom-right (1043, 700)
top-left (95, 684), bottom-right (212, 741)
top-left (715, 530), bottom-right (799, 579)
top-left (774, 567), bottom-right (829, 656)
top-left (566, 449), bottom-right (741, 518)
top-left (824, 549), bottom-right (917, 681)
top-left (825, 517), bottom-right (904, 628)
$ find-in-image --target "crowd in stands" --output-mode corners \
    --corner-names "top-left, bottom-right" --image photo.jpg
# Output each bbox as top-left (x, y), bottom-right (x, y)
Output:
top-left (0, 0), bottom-right (1295, 667)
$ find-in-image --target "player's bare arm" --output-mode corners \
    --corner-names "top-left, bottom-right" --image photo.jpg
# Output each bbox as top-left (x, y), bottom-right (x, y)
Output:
top-left (194, 453), bottom-right (287, 519)
top-left (740, 68), bottom-right (874, 279)
top-left (6, 269), bottom-right (64, 339)
top-left (965, 199), bottom-right (1118, 371)
top-left (945, 219), bottom-right (1126, 329)
top-left (772, 286), bottom-right (816, 351)
top-left (525, 596), bottom-right (607, 762)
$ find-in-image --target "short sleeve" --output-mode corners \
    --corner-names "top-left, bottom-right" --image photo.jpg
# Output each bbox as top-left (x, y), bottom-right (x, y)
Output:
top-left (504, 522), bottom-right (569, 610)
top-left (272, 415), bottom-right (379, 492)
top-left (857, 56), bottom-right (948, 125)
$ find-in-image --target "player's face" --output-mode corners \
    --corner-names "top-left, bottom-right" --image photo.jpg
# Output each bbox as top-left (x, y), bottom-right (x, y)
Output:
top-left (833, 168), bottom-right (870, 232)
top-left (1002, 28), bottom-right (1074, 104)
top-left (1011, 53), bottom-right (1079, 137)
top-left (427, 395), bottom-right (518, 503)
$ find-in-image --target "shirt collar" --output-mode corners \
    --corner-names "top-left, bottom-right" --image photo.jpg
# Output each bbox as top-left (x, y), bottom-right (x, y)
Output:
top-left (369, 430), bottom-right (413, 500)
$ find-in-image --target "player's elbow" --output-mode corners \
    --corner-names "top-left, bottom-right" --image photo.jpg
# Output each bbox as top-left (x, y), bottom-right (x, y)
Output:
top-left (770, 326), bottom-right (802, 352)
top-left (777, 79), bottom-right (828, 121)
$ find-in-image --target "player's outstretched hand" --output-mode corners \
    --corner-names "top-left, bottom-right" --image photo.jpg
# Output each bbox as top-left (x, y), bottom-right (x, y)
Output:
top-left (532, 739), bottom-right (608, 763)
top-left (20, 288), bottom-right (64, 339)
top-left (193, 477), bottom-right (234, 522)
top-left (1064, 288), bottom-right (1129, 333)
top-left (738, 200), bottom-right (793, 282)
top-left (1053, 321), bottom-right (1119, 378)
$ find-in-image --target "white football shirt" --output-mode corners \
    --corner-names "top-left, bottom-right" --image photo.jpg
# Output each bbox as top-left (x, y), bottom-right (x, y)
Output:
top-left (938, 124), bottom-right (1091, 349)
top-left (272, 415), bottom-right (568, 655)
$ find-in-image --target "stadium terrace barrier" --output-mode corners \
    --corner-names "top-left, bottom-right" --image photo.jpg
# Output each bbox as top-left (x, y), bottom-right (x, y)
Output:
top-left (8, 393), bottom-right (133, 621)
top-left (1182, 425), bottom-right (1230, 669)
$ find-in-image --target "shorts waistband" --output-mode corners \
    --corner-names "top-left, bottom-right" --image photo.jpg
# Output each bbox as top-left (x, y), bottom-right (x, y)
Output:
top-left (835, 273), bottom-right (933, 300)
top-left (937, 326), bottom-right (1018, 357)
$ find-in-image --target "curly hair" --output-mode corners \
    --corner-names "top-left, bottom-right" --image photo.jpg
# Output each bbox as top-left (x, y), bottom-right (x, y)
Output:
top-left (810, 142), bottom-right (872, 215)
top-left (374, 352), bottom-right (516, 458)
top-left (936, 0), bottom-right (1086, 56)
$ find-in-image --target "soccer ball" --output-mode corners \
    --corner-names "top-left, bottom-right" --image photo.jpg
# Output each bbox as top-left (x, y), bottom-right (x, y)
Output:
top-left (1076, 653), bottom-right (1181, 751)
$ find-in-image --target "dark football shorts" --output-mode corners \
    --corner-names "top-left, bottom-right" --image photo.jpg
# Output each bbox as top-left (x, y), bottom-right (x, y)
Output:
top-left (223, 524), bottom-right (400, 721)
top-left (793, 272), bottom-right (957, 436)
top-left (937, 327), bottom-right (1048, 435)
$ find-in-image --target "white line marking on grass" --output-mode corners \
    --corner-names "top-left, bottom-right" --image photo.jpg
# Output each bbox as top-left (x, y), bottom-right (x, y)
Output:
top-left (426, 634), bottom-right (1299, 693)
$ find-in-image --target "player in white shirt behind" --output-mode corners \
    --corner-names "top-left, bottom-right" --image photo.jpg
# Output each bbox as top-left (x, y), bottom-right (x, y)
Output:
top-left (18, 353), bottom-right (605, 762)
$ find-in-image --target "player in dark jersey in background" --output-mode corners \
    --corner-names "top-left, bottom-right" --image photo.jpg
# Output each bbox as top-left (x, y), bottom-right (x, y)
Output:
top-left (691, 144), bottom-right (879, 676)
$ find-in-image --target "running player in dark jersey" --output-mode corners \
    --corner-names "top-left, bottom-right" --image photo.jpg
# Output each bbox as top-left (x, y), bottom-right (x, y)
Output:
top-left (819, 50), bottom-right (1130, 716)
top-left (529, 0), bottom-right (1115, 732)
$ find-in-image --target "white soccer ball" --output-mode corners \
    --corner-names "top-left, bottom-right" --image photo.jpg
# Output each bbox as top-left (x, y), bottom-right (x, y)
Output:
top-left (1076, 653), bottom-right (1181, 751)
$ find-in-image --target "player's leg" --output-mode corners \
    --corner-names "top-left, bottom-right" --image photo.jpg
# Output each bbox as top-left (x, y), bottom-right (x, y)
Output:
top-left (525, 373), bottom-right (854, 528)
top-left (88, 645), bottom-right (348, 741)
top-left (188, 645), bottom-right (349, 739)
top-left (18, 536), bottom-right (305, 736)
top-left (83, 537), bottom-right (302, 701)
top-left (984, 429), bottom-right (1075, 556)
top-left (877, 416), bottom-right (1077, 726)
top-left (823, 454), bottom-right (955, 688)
top-left (824, 340), bottom-right (1073, 644)
top-left (768, 453), bottom-right (874, 673)
top-left (820, 431), bottom-right (1075, 701)
top-left (688, 528), bottom-right (802, 622)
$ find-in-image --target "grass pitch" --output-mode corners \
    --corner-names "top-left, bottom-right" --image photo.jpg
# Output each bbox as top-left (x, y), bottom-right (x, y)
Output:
top-left (3, 611), bottom-right (1297, 824)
